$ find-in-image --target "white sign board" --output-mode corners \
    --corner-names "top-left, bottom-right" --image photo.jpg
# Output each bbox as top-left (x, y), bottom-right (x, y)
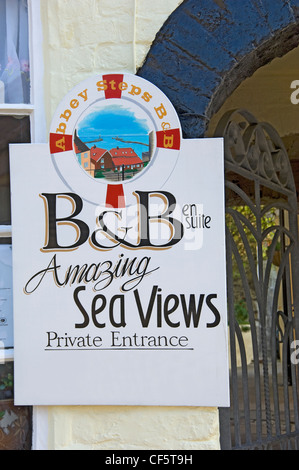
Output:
top-left (10, 73), bottom-right (229, 406)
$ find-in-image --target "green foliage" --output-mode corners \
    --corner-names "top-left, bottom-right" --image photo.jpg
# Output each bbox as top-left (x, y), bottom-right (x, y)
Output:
top-left (234, 299), bottom-right (249, 325)
top-left (94, 170), bottom-right (105, 178)
top-left (0, 362), bottom-right (14, 395)
top-left (226, 205), bottom-right (277, 263)
top-left (227, 205), bottom-right (279, 328)
top-left (0, 373), bottom-right (13, 391)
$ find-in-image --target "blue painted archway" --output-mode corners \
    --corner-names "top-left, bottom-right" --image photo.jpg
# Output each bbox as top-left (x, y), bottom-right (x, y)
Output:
top-left (138, 0), bottom-right (299, 138)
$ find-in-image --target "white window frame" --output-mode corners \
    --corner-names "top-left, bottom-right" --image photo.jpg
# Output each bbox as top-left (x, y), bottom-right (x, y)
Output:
top-left (0, 0), bottom-right (46, 355)
top-left (0, 0), bottom-right (46, 134)
top-left (0, 0), bottom-right (48, 451)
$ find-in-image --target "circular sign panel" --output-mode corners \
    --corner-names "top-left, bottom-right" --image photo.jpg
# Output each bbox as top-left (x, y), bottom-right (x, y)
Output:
top-left (49, 73), bottom-right (181, 207)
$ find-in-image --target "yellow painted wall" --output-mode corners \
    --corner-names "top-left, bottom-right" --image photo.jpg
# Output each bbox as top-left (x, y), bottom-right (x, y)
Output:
top-left (40, 0), bottom-right (220, 451)
top-left (208, 45), bottom-right (299, 143)
top-left (41, 0), bottom-right (183, 127)
top-left (47, 406), bottom-right (220, 450)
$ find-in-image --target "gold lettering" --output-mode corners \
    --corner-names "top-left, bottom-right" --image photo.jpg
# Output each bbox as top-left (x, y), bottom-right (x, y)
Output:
top-left (70, 99), bottom-right (79, 109)
top-left (56, 123), bottom-right (67, 134)
top-left (55, 136), bottom-right (66, 151)
top-left (96, 80), bottom-right (108, 91)
top-left (60, 109), bottom-right (72, 122)
top-left (128, 84), bottom-right (141, 96)
top-left (78, 89), bottom-right (88, 101)
top-left (161, 122), bottom-right (171, 130)
top-left (141, 91), bottom-right (152, 103)
top-left (163, 134), bottom-right (174, 148)
top-left (118, 81), bottom-right (128, 91)
top-left (155, 103), bottom-right (167, 119)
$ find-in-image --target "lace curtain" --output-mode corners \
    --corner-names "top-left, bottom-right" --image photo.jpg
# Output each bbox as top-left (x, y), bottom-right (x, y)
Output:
top-left (0, 0), bottom-right (30, 104)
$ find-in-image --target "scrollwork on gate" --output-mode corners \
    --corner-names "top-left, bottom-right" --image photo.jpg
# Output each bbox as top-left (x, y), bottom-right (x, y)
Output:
top-left (216, 108), bottom-right (299, 450)
top-left (214, 109), bottom-right (295, 192)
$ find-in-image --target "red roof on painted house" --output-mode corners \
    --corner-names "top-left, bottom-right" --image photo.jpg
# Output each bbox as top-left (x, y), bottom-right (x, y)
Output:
top-left (110, 147), bottom-right (138, 157)
top-left (112, 156), bottom-right (143, 167)
top-left (90, 147), bottom-right (109, 162)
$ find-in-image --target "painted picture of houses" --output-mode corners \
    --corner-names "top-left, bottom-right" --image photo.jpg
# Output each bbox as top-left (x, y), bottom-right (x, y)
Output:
top-left (73, 101), bottom-right (155, 182)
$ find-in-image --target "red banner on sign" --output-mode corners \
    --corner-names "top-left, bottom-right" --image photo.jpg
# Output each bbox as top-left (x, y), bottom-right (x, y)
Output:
top-left (103, 74), bottom-right (124, 99)
top-left (156, 128), bottom-right (181, 150)
top-left (49, 133), bottom-right (73, 154)
top-left (105, 184), bottom-right (125, 208)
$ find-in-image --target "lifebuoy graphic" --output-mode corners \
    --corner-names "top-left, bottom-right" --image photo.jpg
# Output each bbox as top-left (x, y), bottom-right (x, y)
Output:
top-left (49, 73), bottom-right (181, 208)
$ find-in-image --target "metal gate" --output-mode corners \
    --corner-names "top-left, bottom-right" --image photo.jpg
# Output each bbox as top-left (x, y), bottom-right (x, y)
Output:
top-left (215, 109), bottom-right (299, 450)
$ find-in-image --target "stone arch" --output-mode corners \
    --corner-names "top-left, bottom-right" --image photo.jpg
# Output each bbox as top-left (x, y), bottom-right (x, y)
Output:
top-left (137, 0), bottom-right (299, 138)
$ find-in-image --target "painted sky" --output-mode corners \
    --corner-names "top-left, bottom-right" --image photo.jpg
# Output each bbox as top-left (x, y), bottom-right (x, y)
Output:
top-left (76, 101), bottom-right (153, 158)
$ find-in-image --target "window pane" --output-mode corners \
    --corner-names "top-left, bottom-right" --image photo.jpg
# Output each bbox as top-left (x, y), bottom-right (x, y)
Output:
top-left (0, 0), bottom-right (30, 104)
top-left (0, 115), bottom-right (30, 225)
